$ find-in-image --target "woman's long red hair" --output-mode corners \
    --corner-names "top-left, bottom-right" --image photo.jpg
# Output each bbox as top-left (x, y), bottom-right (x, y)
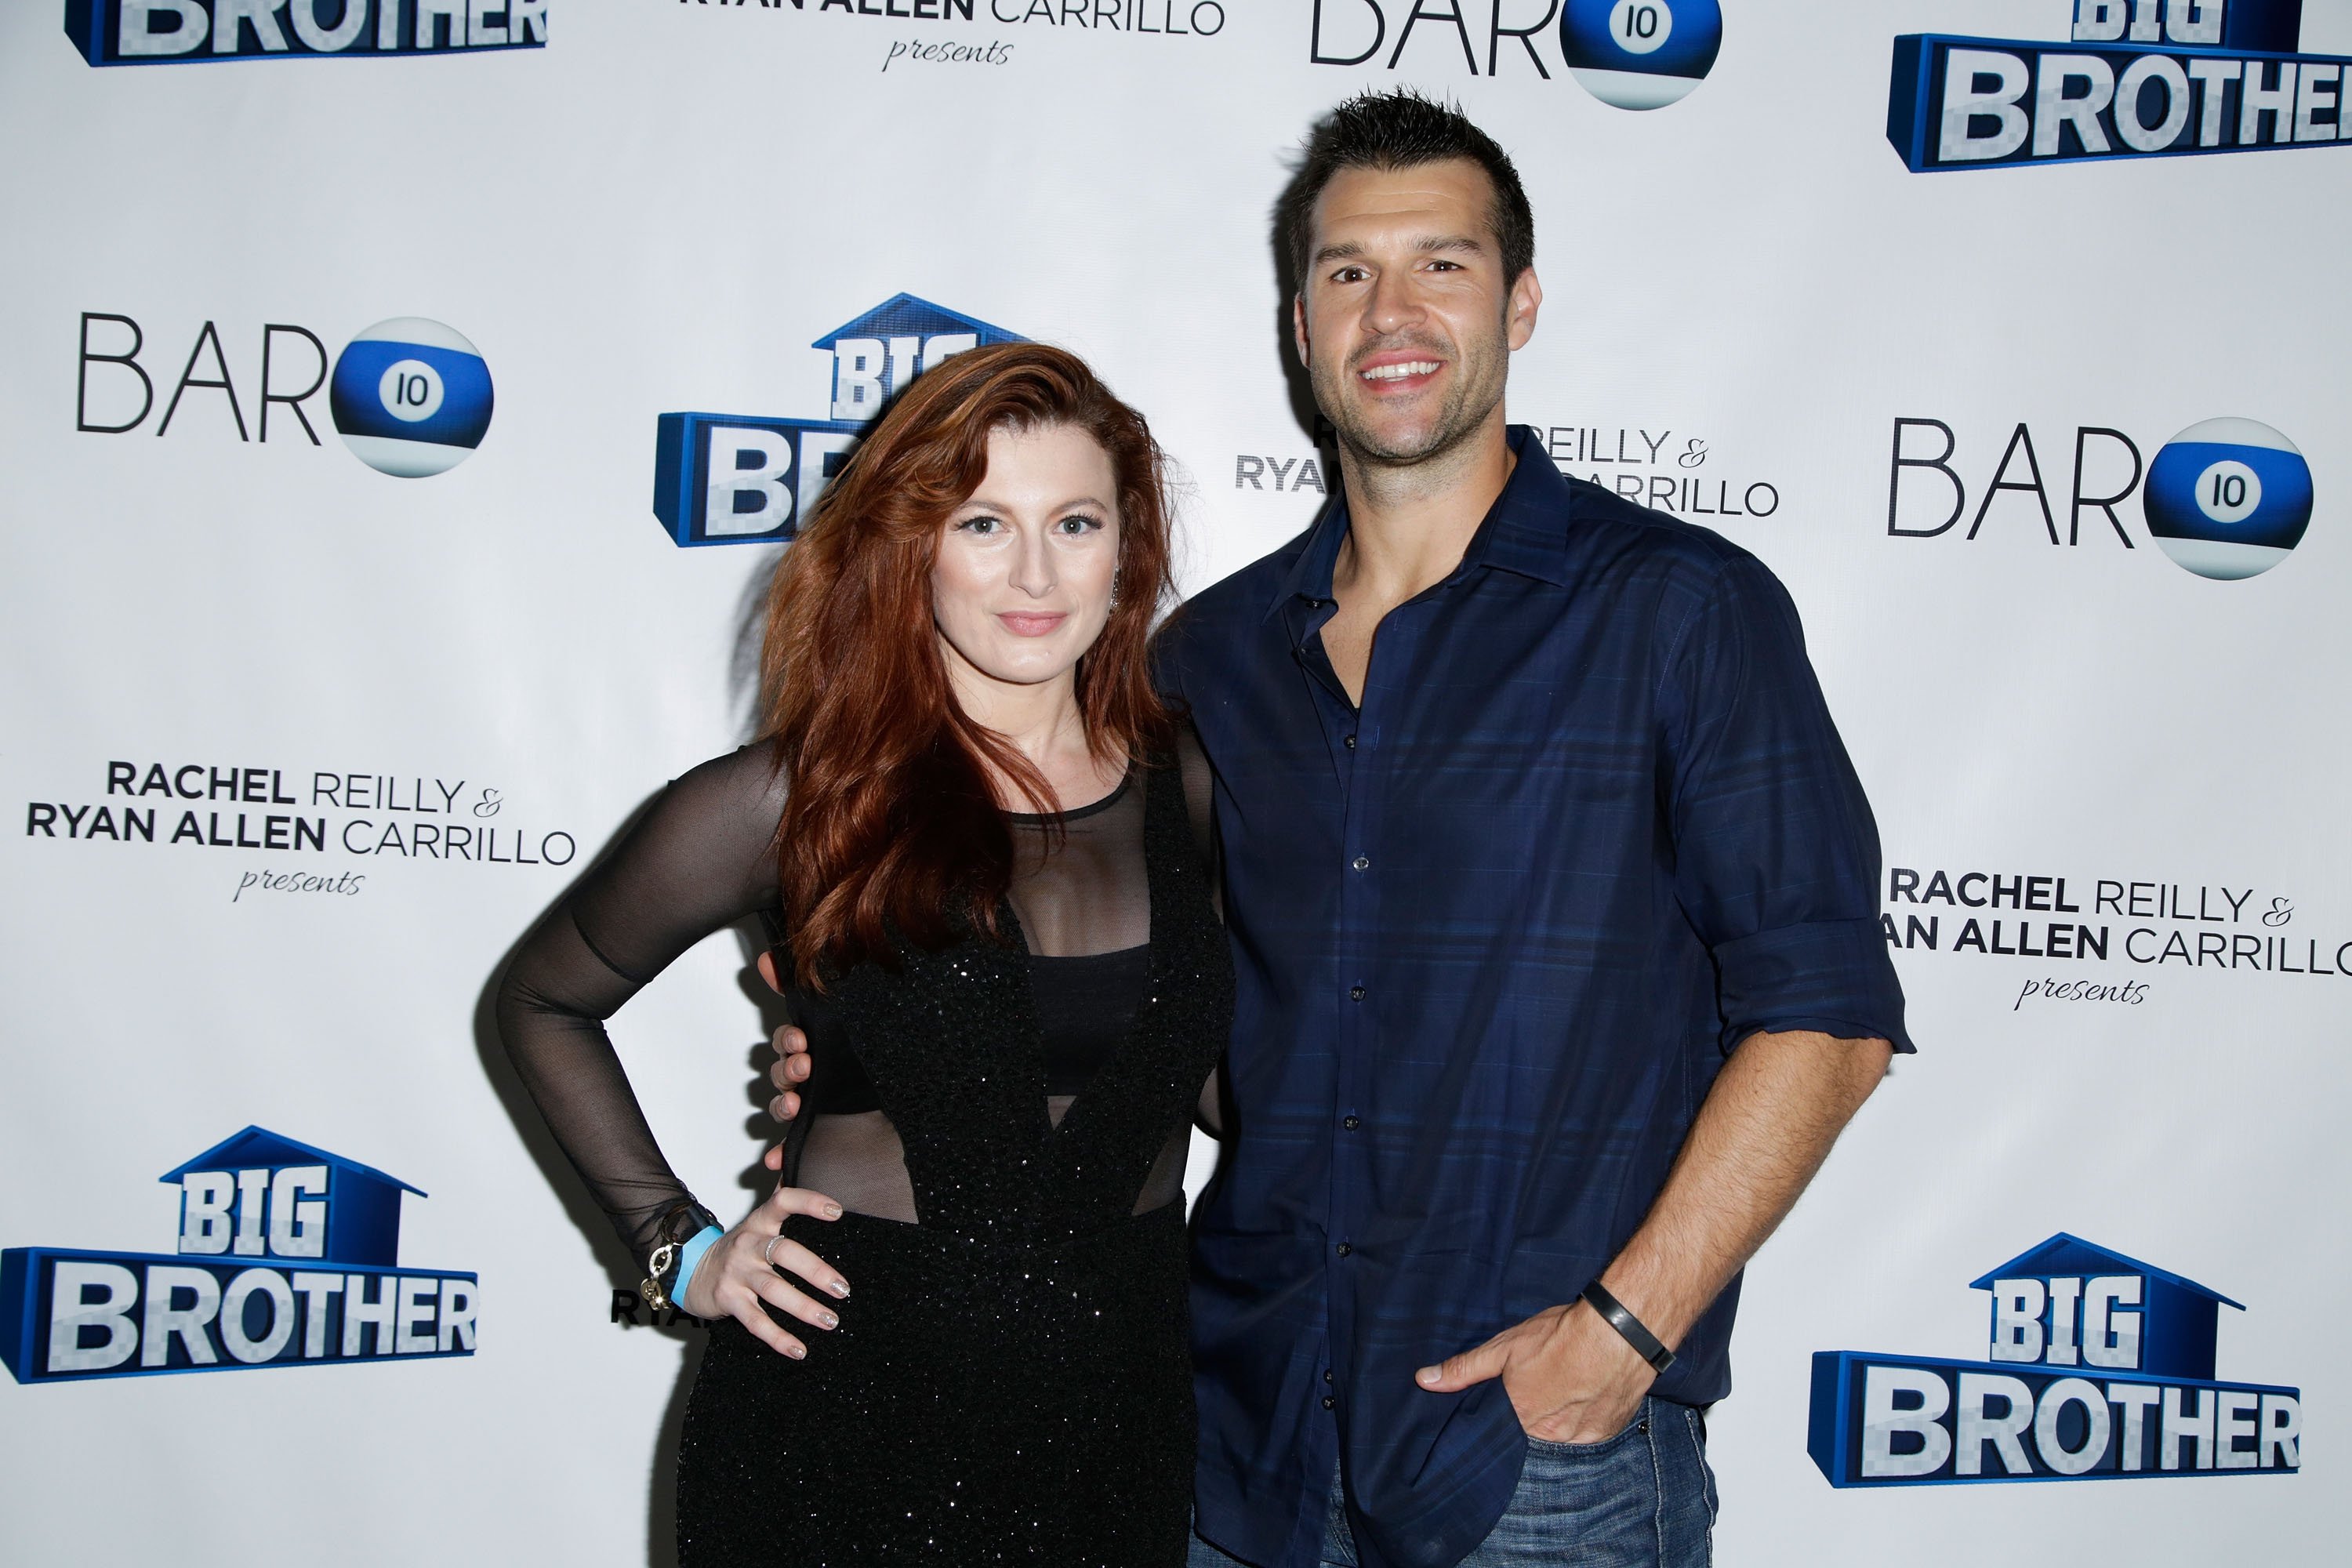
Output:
top-left (758, 342), bottom-right (1176, 987)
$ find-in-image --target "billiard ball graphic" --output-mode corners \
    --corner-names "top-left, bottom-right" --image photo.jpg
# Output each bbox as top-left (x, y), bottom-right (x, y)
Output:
top-left (1560, 0), bottom-right (1723, 111)
top-left (330, 318), bottom-right (495, 478)
top-left (2143, 418), bottom-right (2312, 581)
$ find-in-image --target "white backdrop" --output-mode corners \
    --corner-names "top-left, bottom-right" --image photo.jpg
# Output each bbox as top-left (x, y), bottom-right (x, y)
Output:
top-left (4, 2), bottom-right (2347, 1563)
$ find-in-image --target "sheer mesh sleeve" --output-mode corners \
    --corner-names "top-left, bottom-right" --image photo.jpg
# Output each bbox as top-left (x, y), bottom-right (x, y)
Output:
top-left (495, 742), bottom-right (787, 1260)
top-left (1174, 719), bottom-right (1219, 913)
top-left (1175, 719), bottom-right (1227, 1137)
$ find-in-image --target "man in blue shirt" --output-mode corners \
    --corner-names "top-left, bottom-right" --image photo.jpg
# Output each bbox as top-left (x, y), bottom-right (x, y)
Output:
top-left (768, 89), bottom-right (1908, 1568)
top-left (1158, 92), bottom-right (1910, 1567)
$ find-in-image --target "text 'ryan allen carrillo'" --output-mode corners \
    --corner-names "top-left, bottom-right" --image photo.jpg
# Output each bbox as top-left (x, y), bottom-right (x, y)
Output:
top-left (1882, 866), bottom-right (2350, 978)
top-left (21, 761), bottom-right (576, 866)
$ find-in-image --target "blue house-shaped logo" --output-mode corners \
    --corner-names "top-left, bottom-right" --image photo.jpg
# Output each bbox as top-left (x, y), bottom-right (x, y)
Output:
top-left (159, 1125), bottom-right (425, 1271)
top-left (1967, 1232), bottom-right (2242, 1384)
top-left (808, 293), bottom-right (1021, 423)
top-left (1808, 1232), bottom-right (2298, 1486)
top-left (652, 292), bottom-right (1025, 548)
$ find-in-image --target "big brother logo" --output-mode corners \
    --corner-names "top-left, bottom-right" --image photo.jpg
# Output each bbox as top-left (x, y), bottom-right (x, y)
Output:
top-left (1809, 1234), bottom-right (2301, 1486)
top-left (1891, 1), bottom-right (2352, 170)
top-left (652, 294), bottom-right (1022, 547)
top-left (1, 1127), bottom-right (478, 1384)
top-left (65, 0), bottom-right (547, 64)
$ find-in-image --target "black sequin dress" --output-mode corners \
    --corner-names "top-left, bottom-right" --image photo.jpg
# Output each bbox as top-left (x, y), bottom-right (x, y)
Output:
top-left (495, 738), bottom-right (1231, 1566)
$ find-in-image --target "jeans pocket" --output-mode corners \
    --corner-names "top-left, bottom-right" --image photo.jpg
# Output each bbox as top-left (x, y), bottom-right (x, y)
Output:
top-left (1522, 1398), bottom-right (1652, 1460)
top-left (1494, 1400), bottom-right (1713, 1567)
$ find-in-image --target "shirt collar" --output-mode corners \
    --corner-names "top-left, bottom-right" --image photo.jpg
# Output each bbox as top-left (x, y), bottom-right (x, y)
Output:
top-left (1261, 425), bottom-right (1573, 623)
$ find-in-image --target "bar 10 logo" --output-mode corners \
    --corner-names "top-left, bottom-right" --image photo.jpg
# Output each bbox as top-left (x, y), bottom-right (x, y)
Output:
top-left (1884, 412), bottom-right (2314, 581)
top-left (652, 293), bottom-right (1022, 547)
top-left (1809, 1233), bottom-right (2300, 1485)
top-left (1308, 1), bottom-right (1721, 108)
top-left (1, 1127), bottom-right (478, 1383)
top-left (75, 310), bottom-right (495, 478)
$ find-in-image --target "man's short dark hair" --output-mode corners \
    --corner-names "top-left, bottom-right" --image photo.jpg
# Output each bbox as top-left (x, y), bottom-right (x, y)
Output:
top-left (1280, 89), bottom-right (1536, 296)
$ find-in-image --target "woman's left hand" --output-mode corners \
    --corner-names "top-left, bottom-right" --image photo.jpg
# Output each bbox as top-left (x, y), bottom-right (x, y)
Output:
top-left (680, 1181), bottom-right (850, 1359)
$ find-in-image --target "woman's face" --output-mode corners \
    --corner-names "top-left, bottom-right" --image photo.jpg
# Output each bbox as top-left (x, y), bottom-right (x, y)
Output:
top-left (932, 423), bottom-right (1123, 699)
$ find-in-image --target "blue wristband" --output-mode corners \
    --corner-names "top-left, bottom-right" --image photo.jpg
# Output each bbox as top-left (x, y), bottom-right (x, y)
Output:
top-left (673, 1224), bottom-right (725, 1309)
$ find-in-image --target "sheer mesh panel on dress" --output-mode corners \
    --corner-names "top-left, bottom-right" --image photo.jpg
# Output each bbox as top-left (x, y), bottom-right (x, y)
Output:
top-left (495, 731), bottom-right (1215, 1257)
top-left (786, 771), bottom-right (1177, 1223)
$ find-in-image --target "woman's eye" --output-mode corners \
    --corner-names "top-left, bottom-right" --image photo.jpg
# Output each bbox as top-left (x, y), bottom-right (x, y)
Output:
top-left (957, 516), bottom-right (1000, 535)
top-left (1056, 514), bottom-right (1103, 535)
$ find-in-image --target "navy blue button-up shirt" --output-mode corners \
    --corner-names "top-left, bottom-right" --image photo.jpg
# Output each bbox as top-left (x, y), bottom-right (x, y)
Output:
top-left (1162, 427), bottom-right (1911, 1568)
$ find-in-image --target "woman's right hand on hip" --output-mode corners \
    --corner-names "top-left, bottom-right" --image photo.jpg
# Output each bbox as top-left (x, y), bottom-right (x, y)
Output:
top-left (680, 1181), bottom-right (850, 1359)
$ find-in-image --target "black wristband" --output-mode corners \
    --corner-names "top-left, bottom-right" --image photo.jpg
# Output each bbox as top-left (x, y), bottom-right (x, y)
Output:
top-left (1582, 1280), bottom-right (1675, 1374)
top-left (655, 1200), bottom-right (720, 1251)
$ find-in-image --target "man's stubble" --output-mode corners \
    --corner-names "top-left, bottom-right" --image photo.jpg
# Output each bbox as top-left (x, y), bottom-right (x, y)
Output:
top-left (1308, 310), bottom-right (1512, 478)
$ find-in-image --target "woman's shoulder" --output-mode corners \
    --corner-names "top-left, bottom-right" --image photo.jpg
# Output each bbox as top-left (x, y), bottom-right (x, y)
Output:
top-left (638, 738), bottom-right (789, 847)
top-left (664, 735), bottom-right (783, 790)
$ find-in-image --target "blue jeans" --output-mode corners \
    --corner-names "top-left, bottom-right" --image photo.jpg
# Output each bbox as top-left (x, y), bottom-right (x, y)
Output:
top-left (1189, 1398), bottom-right (1716, 1567)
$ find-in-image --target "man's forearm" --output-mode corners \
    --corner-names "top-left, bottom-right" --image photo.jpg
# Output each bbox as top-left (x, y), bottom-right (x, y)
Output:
top-left (1596, 1029), bottom-right (1892, 1349)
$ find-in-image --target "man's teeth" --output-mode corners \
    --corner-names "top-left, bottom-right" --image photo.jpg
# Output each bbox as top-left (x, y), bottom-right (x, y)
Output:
top-left (1360, 361), bottom-right (1440, 382)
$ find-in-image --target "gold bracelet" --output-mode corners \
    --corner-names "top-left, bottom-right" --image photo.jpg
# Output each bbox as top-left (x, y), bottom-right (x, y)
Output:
top-left (639, 1240), bottom-right (679, 1312)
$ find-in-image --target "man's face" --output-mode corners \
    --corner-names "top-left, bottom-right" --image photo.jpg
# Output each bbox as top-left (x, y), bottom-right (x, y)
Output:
top-left (1294, 158), bottom-right (1540, 469)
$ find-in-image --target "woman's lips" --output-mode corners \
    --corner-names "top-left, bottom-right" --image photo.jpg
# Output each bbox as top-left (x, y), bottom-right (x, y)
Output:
top-left (997, 612), bottom-right (1068, 637)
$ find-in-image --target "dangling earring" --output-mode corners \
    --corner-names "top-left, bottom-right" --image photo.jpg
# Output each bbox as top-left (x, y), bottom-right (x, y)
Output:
top-left (1109, 568), bottom-right (1122, 608)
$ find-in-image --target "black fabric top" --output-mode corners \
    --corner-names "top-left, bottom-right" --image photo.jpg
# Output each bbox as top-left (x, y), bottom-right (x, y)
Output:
top-left (494, 733), bottom-right (1218, 1257)
top-left (1033, 946), bottom-right (1152, 1096)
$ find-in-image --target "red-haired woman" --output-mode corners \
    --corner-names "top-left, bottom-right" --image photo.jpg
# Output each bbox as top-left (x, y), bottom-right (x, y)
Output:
top-left (496, 343), bottom-right (1230, 1565)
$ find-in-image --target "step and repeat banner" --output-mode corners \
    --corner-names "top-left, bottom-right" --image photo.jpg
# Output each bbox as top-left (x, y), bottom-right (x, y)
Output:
top-left (2, 2), bottom-right (2345, 1563)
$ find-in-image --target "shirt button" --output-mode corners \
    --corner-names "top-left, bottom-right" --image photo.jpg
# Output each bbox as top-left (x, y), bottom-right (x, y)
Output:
top-left (1351, 855), bottom-right (1370, 872)
top-left (1322, 1395), bottom-right (1337, 1410)
top-left (1343, 1115), bottom-right (1361, 1131)
top-left (1344, 735), bottom-right (1357, 750)
top-left (1348, 985), bottom-right (1365, 1001)
top-left (1323, 1368), bottom-right (1334, 1385)
top-left (1335, 1242), bottom-right (1353, 1258)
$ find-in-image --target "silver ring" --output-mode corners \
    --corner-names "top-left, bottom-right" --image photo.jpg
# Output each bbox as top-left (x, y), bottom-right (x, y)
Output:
top-left (761, 1234), bottom-right (783, 1267)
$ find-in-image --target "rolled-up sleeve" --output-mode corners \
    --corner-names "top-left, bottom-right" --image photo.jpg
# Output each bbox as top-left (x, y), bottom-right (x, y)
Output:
top-left (1661, 550), bottom-right (1914, 1055)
